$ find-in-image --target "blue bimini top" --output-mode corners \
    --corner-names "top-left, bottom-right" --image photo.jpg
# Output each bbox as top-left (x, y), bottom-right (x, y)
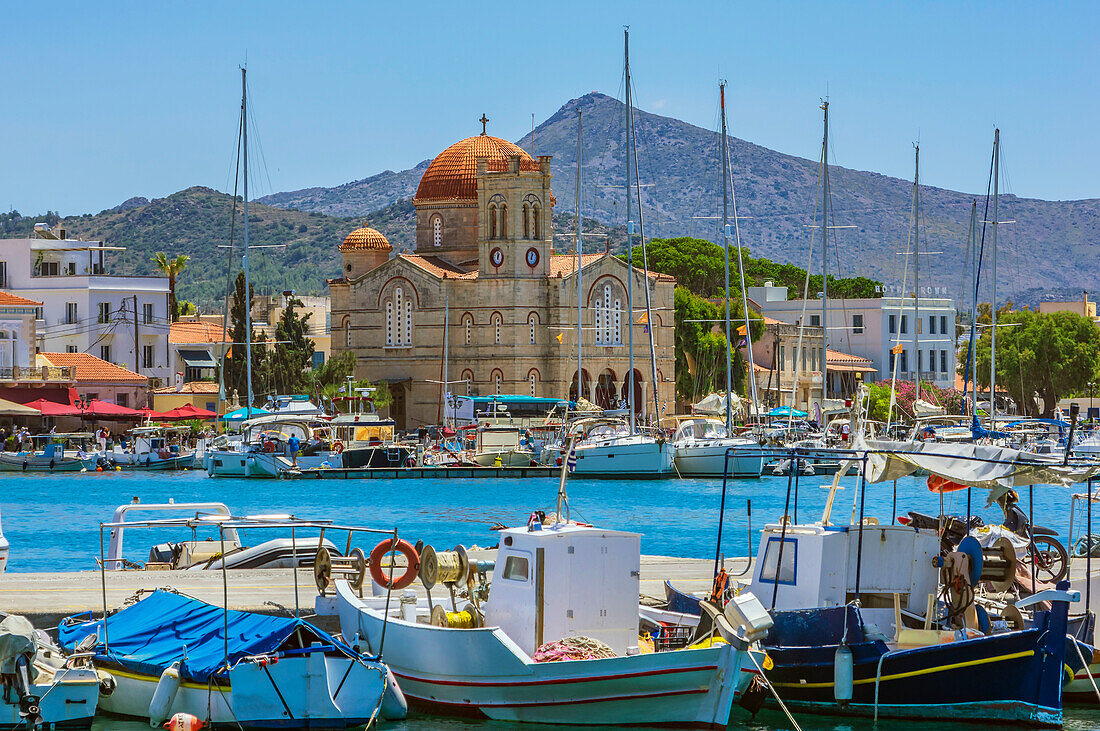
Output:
top-left (59, 590), bottom-right (358, 683)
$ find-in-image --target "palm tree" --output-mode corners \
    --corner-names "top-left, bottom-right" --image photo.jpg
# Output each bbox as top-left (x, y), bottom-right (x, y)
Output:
top-left (152, 252), bottom-right (190, 322)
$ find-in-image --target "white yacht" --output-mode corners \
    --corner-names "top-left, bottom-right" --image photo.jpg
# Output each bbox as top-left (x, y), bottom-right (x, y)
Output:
top-left (567, 417), bottom-right (674, 478)
top-left (668, 416), bottom-right (764, 478)
top-left (206, 415), bottom-right (339, 477)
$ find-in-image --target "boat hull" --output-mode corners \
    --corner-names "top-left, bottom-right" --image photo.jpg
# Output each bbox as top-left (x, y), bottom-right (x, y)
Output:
top-left (0, 667), bottom-right (99, 730)
top-left (0, 454), bottom-right (93, 472)
top-left (473, 449), bottom-right (537, 467)
top-left (115, 454), bottom-right (196, 470)
top-left (205, 450), bottom-right (339, 477)
top-left (97, 653), bottom-right (402, 729)
top-left (673, 443), bottom-right (765, 478)
top-left (334, 581), bottom-right (755, 728)
top-left (570, 438), bottom-right (674, 478)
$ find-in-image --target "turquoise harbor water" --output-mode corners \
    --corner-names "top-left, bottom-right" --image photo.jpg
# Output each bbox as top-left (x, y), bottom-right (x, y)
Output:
top-left (0, 469), bottom-right (1089, 573)
top-left (4, 469), bottom-right (1099, 730)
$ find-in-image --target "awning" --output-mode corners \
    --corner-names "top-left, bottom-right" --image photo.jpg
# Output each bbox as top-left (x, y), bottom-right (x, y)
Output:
top-left (220, 406), bottom-right (270, 421)
top-left (827, 363), bottom-right (877, 373)
top-left (83, 399), bottom-right (144, 419)
top-left (163, 404), bottom-right (216, 420)
top-left (23, 399), bottom-right (82, 416)
top-left (0, 398), bottom-right (42, 416)
top-left (178, 349), bottom-right (217, 368)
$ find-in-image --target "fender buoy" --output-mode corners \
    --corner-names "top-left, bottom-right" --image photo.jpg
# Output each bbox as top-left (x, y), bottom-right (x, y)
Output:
top-left (163, 713), bottom-right (204, 731)
top-left (263, 441), bottom-right (275, 453)
top-left (404, 456), bottom-right (416, 468)
top-left (369, 538), bottom-right (420, 591)
top-left (49, 459), bottom-right (55, 470)
top-left (333, 441), bottom-right (344, 454)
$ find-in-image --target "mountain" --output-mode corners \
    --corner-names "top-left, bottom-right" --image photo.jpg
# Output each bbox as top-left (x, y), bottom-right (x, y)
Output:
top-left (260, 92), bottom-right (1100, 299)
top-left (0, 188), bottom-right (415, 306)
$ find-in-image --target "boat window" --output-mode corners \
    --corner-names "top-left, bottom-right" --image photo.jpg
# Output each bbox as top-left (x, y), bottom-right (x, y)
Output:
top-left (502, 554), bottom-right (529, 582)
top-left (759, 536), bottom-right (797, 585)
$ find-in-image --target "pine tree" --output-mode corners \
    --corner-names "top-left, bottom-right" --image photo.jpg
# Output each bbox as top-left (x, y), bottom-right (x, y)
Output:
top-left (268, 297), bottom-right (315, 395)
top-left (221, 271), bottom-right (266, 405)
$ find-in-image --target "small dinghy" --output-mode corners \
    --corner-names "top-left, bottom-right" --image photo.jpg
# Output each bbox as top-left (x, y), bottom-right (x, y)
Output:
top-left (58, 590), bottom-right (406, 728)
top-left (1, 613), bottom-right (100, 730)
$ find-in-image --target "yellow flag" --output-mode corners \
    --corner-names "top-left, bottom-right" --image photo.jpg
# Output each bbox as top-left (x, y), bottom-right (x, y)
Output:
top-left (891, 343), bottom-right (903, 355)
top-left (556, 332), bottom-right (564, 344)
top-left (636, 310), bottom-right (648, 325)
top-left (737, 325), bottom-right (747, 336)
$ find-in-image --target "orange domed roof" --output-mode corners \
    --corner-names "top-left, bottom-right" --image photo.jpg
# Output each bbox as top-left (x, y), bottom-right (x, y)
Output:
top-left (415, 134), bottom-right (540, 203)
top-left (339, 226), bottom-right (391, 252)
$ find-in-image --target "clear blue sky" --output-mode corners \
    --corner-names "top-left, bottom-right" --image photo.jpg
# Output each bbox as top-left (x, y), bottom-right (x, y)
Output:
top-left (3, 1), bottom-right (1096, 215)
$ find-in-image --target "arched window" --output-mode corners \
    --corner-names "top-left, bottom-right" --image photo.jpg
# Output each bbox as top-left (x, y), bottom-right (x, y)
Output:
top-left (528, 312), bottom-right (537, 345)
top-left (463, 315), bottom-right (472, 346)
top-left (491, 369), bottom-right (503, 395)
top-left (532, 204), bottom-right (540, 240)
top-left (345, 321), bottom-right (351, 348)
top-left (522, 203), bottom-right (530, 239)
top-left (491, 312), bottom-right (502, 345)
top-left (488, 204), bottom-right (498, 239)
top-left (527, 369), bottom-right (539, 396)
top-left (432, 216), bottom-right (443, 247)
top-left (499, 203), bottom-right (508, 238)
top-left (461, 369), bottom-right (474, 396)
top-left (385, 286), bottom-right (413, 348)
top-left (613, 296), bottom-right (622, 345)
top-left (594, 283), bottom-right (622, 346)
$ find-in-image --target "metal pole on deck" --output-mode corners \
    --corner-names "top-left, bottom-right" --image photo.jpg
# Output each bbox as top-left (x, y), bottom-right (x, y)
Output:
top-left (99, 524), bottom-right (109, 653)
top-left (220, 525), bottom-right (229, 669)
top-left (771, 462), bottom-right (795, 610)
top-left (292, 526), bottom-right (299, 618)
top-left (713, 449), bottom-right (730, 580)
top-left (854, 456), bottom-right (868, 598)
top-left (1088, 478), bottom-right (1093, 617)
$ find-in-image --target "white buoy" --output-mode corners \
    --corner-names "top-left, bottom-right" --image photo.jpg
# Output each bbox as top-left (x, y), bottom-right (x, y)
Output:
top-left (148, 661), bottom-right (181, 726)
top-left (834, 644), bottom-right (853, 703)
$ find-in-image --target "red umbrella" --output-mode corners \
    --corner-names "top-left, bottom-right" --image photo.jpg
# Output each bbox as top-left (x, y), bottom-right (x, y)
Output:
top-left (23, 398), bottom-right (82, 416)
top-left (82, 399), bottom-right (144, 419)
top-left (136, 407), bottom-right (173, 420)
top-left (162, 404), bottom-right (217, 420)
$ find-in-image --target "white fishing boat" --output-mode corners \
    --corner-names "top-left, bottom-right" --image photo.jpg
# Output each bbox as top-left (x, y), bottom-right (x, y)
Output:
top-left (0, 434), bottom-right (96, 472)
top-left (206, 415), bottom-right (340, 477)
top-left (332, 521), bottom-right (769, 727)
top-left (59, 590), bottom-right (405, 728)
top-left (669, 416), bottom-right (765, 478)
top-left (105, 426), bottom-right (195, 470)
top-left (471, 424), bottom-right (537, 467)
top-left (0, 614), bottom-right (100, 730)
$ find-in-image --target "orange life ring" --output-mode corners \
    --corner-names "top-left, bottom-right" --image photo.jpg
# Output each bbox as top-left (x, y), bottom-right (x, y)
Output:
top-left (263, 441), bottom-right (276, 453)
top-left (369, 538), bottom-right (419, 590)
top-left (333, 441), bottom-right (345, 454)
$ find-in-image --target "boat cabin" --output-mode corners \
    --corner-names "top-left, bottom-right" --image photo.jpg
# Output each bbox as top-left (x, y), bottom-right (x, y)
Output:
top-left (485, 523), bottom-right (641, 656)
top-left (748, 523), bottom-right (940, 631)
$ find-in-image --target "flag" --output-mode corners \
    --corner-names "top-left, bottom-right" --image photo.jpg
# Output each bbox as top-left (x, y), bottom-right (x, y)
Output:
top-left (338, 385), bottom-right (346, 393)
top-left (736, 337), bottom-right (747, 348)
top-left (891, 343), bottom-right (903, 355)
top-left (636, 311), bottom-right (648, 324)
top-left (556, 332), bottom-right (564, 344)
top-left (643, 325), bottom-right (650, 334)
top-left (737, 325), bottom-right (747, 336)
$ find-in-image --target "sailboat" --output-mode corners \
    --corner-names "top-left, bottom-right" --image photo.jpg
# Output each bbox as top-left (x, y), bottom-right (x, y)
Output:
top-left (672, 82), bottom-right (765, 479)
top-left (569, 28), bottom-right (674, 478)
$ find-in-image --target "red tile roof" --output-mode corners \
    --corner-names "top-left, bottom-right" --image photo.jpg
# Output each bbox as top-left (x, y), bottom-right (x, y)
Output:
top-left (340, 226), bottom-right (392, 252)
top-left (548, 253), bottom-right (605, 277)
top-left (826, 349), bottom-right (876, 372)
top-left (152, 381), bottom-right (219, 394)
top-left (0, 291), bottom-right (42, 306)
top-left (38, 353), bottom-right (147, 383)
top-left (401, 255), bottom-right (479, 279)
top-left (170, 320), bottom-right (230, 344)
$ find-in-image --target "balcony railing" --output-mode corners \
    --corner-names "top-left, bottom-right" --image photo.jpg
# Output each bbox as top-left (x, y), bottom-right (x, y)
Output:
top-left (0, 365), bottom-right (75, 382)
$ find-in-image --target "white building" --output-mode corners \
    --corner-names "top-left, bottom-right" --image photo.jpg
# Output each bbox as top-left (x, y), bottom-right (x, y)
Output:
top-left (748, 282), bottom-right (957, 391)
top-left (0, 224), bottom-right (171, 387)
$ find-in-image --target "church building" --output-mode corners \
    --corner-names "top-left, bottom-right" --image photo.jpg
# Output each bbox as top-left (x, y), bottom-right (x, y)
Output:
top-left (329, 120), bottom-right (676, 429)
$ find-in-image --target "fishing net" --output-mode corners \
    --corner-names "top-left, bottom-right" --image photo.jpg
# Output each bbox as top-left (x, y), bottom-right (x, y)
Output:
top-left (533, 636), bottom-right (617, 662)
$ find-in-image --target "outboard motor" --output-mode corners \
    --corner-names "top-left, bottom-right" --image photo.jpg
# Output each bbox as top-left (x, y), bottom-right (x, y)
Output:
top-left (0, 614), bottom-right (42, 727)
top-left (12, 654), bottom-right (41, 727)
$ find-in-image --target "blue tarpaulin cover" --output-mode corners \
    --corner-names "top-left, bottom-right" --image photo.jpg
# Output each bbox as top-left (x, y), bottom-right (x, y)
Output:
top-left (58, 590), bottom-right (352, 683)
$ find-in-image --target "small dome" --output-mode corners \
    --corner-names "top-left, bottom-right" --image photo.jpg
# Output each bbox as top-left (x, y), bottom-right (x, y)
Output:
top-left (339, 226), bottom-right (391, 252)
top-left (415, 134), bottom-right (540, 203)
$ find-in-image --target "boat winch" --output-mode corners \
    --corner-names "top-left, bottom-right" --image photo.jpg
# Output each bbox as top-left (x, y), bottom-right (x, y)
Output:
top-left (314, 547), bottom-right (367, 596)
top-left (417, 544), bottom-right (493, 625)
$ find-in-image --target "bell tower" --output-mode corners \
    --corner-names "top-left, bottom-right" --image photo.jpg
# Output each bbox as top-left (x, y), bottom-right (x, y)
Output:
top-left (477, 154), bottom-right (553, 279)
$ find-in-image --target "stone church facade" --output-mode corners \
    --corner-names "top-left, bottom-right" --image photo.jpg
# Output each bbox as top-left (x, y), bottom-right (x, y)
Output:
top-left (329, 123), bottom-right (675, 429)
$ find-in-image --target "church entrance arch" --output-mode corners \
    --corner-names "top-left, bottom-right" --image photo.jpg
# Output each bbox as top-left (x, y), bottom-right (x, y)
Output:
top-left (621, 369), bottom-right (644, 419)
top-left (568, 369), bottom-right (592, 405)
top-left (595, 368), bottom-right (617, 410)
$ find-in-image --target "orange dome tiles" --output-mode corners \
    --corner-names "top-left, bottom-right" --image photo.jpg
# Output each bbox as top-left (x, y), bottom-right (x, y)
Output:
top-left (340, 226), bottom-right (392, 252)
top-left (414, 135), bottom-right (540, 203)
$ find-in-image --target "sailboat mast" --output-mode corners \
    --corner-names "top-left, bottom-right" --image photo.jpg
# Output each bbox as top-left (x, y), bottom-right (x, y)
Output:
top-left (913, 144), bottom-right (920, 401)
top-left (623, 28), bottom-right (636, 434)
top-left (990, 129), bottom-right (1000, 428)
top-left (443, 288), bottom-right (449, 425)
top-left (967, 200), bottom-right (979, 416)
top-left (819, 101), bottom-right (830, 406)
top-left (719, 83), bottom-right (733, 432)
top-left (575, 110), bottom-right (583, 405)
top-left (241, 68), bottom-right (255, 418)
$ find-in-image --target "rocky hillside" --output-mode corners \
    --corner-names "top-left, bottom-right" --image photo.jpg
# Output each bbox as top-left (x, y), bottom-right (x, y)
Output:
top-left (261, 92), bottom-right (1100, 298)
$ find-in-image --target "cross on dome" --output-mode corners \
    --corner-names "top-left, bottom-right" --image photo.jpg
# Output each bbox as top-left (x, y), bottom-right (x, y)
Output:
top-left (479, 114), bottom-right (489, 135)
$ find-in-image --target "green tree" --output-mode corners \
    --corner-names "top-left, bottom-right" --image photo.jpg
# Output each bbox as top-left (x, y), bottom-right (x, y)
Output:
top-left (971, 309), bottom-right (1100, 417)
top-left (673, 286), bottom-right (763, 404)
top-left (152, 252), bottom-right (190, 322)
top-left (266, 298), bottom-right (315, 394)
top-left (221, 271), bottom-right (266, 404)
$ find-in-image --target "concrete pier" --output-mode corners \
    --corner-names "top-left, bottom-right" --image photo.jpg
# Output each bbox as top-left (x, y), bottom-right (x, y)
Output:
top-left (0, 552), bottom-right (718, 628)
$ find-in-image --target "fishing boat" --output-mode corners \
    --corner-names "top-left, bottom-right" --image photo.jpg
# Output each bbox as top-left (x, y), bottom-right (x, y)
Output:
top-left (105, 426), bottom-right (196, 470)
top-left (58, 590), bottom-right (405, 728)
top-left (0, 613), bottom-right (100, 730)
top-left (471, 423), bottom-right (537, 467)
top-left (0, 434), bottom-right (96, 472)
top-left (207, 415), bottom-right (339, 477)
top-left (330, 405), bottom-right (416, 469)
top-left (332, 522), bottom-right (770, 727)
